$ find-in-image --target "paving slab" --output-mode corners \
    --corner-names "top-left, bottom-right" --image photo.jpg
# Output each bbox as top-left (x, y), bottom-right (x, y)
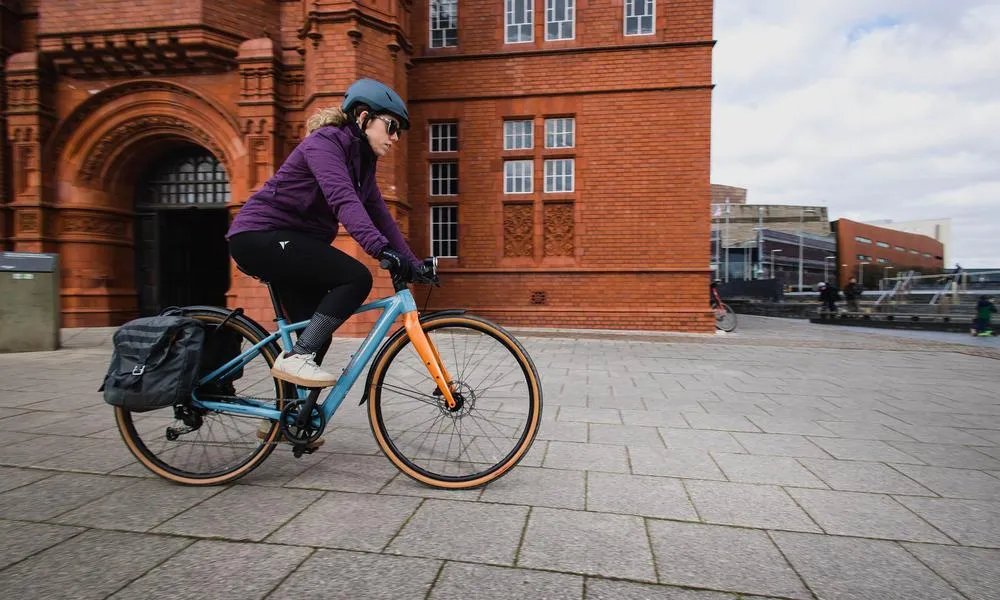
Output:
top-left (385, 499), bottom-right (528, 566)
top-left (0, 520), bottom-right (84, 570)
top-left (430, 562), bottom-right (583, 600)
top-left (0, 529), bottom-right (191, 600)
top-left (110, 540), bottom-right (311, 600)
top-left (1, 317), bottom-right (999, 600)
top-left (785, 488), bottom-right (952, 543)
top-left (518, 507), bottom-right (656, 582)
top-left (272, 549), bottom-right (441, 599)
top-left (798, 458), bottom-right (935, 495)
top-left (902, 543), bottom-right (1000, 600)
top-left (267, 491), bottom-right (420, 551)
top-left (772, 532), bottom-right (964, 600)
top-left (684, 480), bottom-right (821, 532)
top-left (646, 520), bottom-right (811, 599)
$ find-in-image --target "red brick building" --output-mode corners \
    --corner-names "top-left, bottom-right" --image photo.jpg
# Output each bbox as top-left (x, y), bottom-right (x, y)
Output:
top-left (1, 0), bottom-right (714, 334)
top-left (832, 219), bottom-right (945, 288)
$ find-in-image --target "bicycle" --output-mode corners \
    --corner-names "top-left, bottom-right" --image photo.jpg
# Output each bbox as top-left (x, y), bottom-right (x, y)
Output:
top-left (710, 282), bottom-right (737, 332)
top-left (113, 258), bottom-right (543, 489)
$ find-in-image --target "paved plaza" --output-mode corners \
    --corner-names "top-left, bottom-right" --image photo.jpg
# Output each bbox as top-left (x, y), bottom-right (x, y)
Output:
top-left (0, 316), bottom-right (998, 599)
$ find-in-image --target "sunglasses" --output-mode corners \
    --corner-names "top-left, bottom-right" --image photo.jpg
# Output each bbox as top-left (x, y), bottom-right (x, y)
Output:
top-left (375, 115), bottom-right (402, 136)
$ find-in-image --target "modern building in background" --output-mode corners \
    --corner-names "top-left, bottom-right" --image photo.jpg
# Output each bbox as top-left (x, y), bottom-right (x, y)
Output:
top-left (710, 202), bottom-right (835, 289)
top-left (832, 219), bottom-right (945, 289)
top-left (866, 218), bottom-right (952, 266)
top-left (0, 1), bottom-right (716, 333)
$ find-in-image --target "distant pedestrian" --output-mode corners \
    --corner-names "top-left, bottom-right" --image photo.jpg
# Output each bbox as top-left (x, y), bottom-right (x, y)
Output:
top-left (843, 277), bottom-right (864, 312)
top-left (972, 295), bottom-right (996, 336)
top-left (818, 282), bottom-right (840, 317)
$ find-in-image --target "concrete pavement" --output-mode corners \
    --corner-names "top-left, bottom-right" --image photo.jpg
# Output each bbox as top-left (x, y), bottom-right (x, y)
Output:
top-left (1, 316), bottom-right (998, 599)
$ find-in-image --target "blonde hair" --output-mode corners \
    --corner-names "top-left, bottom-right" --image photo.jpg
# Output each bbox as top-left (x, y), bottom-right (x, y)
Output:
top-left (306, 106), bottom-right (349, 134)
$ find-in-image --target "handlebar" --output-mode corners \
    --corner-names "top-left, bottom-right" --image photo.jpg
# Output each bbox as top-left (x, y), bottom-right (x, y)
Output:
top-left (381, 256), bottom-right (440, 292)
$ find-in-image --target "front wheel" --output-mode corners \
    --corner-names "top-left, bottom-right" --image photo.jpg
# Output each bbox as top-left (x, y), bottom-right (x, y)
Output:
top-left (715, 303), bottom-right (738, 332)
top-left (368, 314), bottom-right (543, 489)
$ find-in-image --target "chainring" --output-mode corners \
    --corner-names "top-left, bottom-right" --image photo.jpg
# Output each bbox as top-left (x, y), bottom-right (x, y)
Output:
top-left (279, 400), bottom-right (325, 444)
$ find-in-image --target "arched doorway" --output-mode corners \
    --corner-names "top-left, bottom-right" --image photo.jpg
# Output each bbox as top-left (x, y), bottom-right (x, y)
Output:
top-left (135, 147), bottom-right (231, 315)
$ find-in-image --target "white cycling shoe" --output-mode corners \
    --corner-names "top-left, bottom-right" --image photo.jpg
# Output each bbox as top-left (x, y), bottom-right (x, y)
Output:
top-left (270, 352), bottom-right (338, 388)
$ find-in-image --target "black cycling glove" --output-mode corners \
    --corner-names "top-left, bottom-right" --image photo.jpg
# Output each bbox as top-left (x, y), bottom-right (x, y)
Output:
top-left (379, 247), bottom-right (416, 282)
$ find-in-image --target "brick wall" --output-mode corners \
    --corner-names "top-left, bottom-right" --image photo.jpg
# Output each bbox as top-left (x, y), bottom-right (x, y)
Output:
top-left (38, 0), bottom-right (201, 33)
top-left (38, 0), bottom-right (279, 40)
top-left (12, 0), bottom-right (716, 334)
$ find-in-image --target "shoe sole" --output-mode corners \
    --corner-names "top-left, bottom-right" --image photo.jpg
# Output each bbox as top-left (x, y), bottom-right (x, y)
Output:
top-left (269, 367), bottom-right (336, 389)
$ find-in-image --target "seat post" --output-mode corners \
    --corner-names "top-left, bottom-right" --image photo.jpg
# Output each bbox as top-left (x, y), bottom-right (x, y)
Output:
top-left (266, 284), bottom-right (286, 322)
top-left (235, 263), bottom-right (287, 322)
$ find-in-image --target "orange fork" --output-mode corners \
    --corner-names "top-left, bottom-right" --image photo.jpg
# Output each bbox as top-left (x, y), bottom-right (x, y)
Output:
top-left (403, 312), bottom-right (457, 409)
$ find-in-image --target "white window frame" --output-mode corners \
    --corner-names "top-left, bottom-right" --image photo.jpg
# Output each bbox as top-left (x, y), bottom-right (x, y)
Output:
top-left (430, 122), bottom-right (458, 152)
top-left (505, 0), bottom-right (534, 44)
top-left (544, 158), bottom-right (574, 193)
top-left (429, 0), bottom-right (458, 48)
top-left (876, 241), bottom-right (890, 248)
top-left (545, 0), bottom-right (575, 41)
top-left (430, 162), bottom-right (458, 196)
top-left (545, 117), bottom-right (575, 148)
top-left (624, 0), bottom-right (655, 36)
top-left (430, 205), bottom-right (459, 258)
top-left (855, 236), bottom-right (872, 244)
top-left (504, 120), bottom-right (534, 150)
top-left (504, 160), bottom-right (533, 194)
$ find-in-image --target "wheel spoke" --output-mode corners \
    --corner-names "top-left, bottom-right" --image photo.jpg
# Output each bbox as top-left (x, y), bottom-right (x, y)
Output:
top-left (372, 318), bottom-right (540, 487)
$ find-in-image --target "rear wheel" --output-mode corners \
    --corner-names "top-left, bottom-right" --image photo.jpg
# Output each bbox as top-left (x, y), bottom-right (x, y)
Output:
top-left (115, 308), bottom-right (294, 485)
top-left (716, 303), bottom-right (737, 332)
top-left (368, 315), bottom-right (542, 489)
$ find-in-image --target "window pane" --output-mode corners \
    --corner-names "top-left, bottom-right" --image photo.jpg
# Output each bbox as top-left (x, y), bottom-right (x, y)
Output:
top-left (430, 0), bottom-right (458, 48)
top-left (504, 120), bottom-right (533, 150)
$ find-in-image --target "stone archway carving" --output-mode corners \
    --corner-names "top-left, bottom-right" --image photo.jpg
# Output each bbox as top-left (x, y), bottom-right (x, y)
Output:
top-left (46, 79), bottom-right (243, 170)
top-left (78, 115), bottom-right (229, 183)
top-left (48, 80), bottom-right (248, 327)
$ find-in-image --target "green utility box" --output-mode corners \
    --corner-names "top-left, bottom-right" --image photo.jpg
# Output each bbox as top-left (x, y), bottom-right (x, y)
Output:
top-left (0, 252), bottom-right (60, 353)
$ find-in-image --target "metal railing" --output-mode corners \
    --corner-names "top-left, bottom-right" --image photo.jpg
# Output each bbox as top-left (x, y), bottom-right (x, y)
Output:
top-left (875, 270), bottom-right (917, 306)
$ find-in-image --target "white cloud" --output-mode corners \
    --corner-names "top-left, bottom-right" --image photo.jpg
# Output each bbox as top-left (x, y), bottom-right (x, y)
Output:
top-left (712, 0), bottom-right (1000, 267)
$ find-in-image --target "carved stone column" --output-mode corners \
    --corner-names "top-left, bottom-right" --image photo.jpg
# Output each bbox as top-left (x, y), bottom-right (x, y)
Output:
top-left (237, 38), bottom-right (282, 197)
top-left (230, 38), bottom-right (283, 313)
top-left (5, 51), bottom-right (56, 253)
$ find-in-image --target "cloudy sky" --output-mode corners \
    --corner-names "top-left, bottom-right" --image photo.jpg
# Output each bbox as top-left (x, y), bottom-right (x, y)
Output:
top-left (712, 0), bottom-right (1000, 267)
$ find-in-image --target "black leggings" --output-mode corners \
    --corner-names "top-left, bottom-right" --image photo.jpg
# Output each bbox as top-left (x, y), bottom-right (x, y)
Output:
top-left (229, 230), bottom-right (373, 361)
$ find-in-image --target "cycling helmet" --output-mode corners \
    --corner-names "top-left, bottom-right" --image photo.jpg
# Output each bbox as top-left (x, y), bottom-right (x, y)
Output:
top-left (342, 78), bottom-right (410, 130)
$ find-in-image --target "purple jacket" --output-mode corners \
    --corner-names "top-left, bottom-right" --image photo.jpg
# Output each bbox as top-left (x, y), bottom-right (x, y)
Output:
top-left (227, 124), bottom-right (420, 266)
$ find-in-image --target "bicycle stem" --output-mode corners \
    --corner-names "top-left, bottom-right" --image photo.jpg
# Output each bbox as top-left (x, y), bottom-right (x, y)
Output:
top-left (403, 312), bottom-right (457, 409)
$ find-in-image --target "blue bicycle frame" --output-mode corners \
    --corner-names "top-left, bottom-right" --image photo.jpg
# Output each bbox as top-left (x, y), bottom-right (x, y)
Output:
top-left (190, 288), bottom-right (420, 425)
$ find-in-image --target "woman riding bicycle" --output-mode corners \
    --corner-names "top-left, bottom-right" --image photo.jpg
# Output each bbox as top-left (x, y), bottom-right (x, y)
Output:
top-left (227, 78), bottom-right (428, 388)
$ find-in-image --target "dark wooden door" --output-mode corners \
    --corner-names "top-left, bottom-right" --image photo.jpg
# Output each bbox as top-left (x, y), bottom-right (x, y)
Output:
top-left (135, 212), bottom-right (161, 316)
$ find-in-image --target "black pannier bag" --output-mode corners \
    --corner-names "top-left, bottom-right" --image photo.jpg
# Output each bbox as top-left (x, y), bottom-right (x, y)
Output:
top-left (100, 312), bottom-right (205, 412)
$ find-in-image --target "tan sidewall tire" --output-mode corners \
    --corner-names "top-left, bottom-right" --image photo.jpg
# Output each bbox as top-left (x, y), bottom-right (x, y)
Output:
top-left (115, 312), bottom-right (285, 486)
top-left (368, 316), bottom-right (542, 489)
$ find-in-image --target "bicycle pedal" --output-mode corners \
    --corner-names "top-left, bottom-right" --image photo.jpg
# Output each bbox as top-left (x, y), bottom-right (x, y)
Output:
top-left (291, 444), bottom-right (316, 458)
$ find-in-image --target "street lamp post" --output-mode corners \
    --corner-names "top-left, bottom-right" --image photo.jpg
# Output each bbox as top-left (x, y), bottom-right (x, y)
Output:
top-left (770, 249), bottom-right (783, 280)
top-left (824, 255), bottom-right (836, 284)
